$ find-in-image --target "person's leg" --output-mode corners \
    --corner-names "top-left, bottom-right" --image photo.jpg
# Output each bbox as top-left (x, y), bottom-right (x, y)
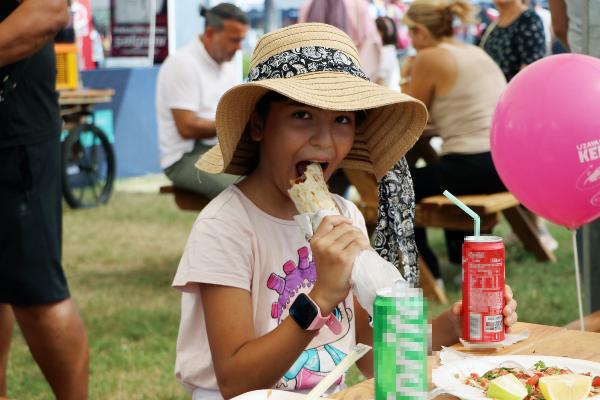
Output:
top-left (411, 164), bottom-right (444, 279)
top-left (165, 142), bottom-right (239, 198)
top-left (0, 305), bottom-right (13, 397)
top-left (12, 300), bottom-right (88, 400)
top-left (4, 138), bottom-right (88, 399)
top-left (441, 153), bottom-right (509, 264)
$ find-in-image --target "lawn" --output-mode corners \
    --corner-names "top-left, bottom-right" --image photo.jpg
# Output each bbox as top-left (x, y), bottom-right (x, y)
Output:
top-left (5, 188), bottom-right (580, 399)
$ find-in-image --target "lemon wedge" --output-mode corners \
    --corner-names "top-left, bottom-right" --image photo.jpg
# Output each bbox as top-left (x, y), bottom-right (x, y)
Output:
top-left (487, 373), bottom-right (528, 400)
top-left (539, 374), bottom-right (592, 400)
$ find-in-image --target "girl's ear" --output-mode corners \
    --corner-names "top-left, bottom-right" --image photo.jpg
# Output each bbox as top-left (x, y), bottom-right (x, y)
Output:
top-left (248, 112), bottom-right (264, 142)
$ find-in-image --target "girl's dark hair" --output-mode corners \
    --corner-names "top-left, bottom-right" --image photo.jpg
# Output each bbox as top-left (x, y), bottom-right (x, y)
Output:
top-left (243, 91), bottom-right (368, 173)
top-left (253, 91), bottom-right (368, 127)
top-left (375, 16), bottom-right (398, 46)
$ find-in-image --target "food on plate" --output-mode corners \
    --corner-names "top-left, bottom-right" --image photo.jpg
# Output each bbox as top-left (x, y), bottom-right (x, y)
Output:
top-left (487, 373), bottom-right (528, 400)
top-left (464, 360), bottom-right (600, 399)
top-left (288, 163), bottom-right (337, 214)
top-left (539, 374), bottom-right (592, 400)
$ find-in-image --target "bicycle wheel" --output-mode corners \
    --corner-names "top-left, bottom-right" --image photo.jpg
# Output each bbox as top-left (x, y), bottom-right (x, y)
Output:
top-left (62, 123), bottom-right (115, 208)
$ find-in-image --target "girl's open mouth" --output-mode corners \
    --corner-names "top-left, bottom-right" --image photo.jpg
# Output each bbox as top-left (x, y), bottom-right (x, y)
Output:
top-left (295, 161), bottom-right (329, 182)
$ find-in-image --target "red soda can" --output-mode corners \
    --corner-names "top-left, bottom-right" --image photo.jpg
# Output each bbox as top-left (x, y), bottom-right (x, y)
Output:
top-left (461, 235), bottom-right (505, 343)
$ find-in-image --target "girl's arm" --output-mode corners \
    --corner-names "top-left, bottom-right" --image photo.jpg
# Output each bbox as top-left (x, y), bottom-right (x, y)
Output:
top-left (200, 283), bottom-right (317, 399)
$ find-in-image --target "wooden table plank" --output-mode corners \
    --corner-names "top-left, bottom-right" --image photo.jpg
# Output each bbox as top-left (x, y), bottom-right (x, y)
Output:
top-left (418, 193), bottom-right (519, 215)
top-left (332, 322), bottom-right (600, 399)
top-left (58, 88), bottom-right (115, 105)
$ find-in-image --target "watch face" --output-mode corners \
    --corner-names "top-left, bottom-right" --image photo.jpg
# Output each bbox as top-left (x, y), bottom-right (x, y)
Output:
top-left (289, 293), bottom-right (319, 330)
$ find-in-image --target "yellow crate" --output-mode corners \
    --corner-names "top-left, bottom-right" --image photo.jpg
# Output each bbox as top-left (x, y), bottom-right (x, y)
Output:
top-left (54, 43), bottom-right (79, 90)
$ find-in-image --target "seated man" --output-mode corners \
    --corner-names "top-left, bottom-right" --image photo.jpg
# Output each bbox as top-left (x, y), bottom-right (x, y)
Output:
top-left (156, 3), bottom-right (247, 197)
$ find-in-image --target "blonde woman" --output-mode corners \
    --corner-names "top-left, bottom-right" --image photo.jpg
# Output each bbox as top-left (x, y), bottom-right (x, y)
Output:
top-left (401, 0), bottom-right (508, 281)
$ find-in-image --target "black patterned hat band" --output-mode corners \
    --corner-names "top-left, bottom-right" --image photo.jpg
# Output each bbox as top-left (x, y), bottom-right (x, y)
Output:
top-left (248, 46), bottom-right (370, 82)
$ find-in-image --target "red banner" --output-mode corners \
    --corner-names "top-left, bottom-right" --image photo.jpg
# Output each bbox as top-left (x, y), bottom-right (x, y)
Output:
top-left (72, 0), bottom-right (94, 70)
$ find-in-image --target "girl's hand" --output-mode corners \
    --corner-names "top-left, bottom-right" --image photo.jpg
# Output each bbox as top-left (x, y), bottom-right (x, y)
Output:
top-left (451, 284), bottom-right (518, 332)
top-left (309, 215), bottom-right (370, 314)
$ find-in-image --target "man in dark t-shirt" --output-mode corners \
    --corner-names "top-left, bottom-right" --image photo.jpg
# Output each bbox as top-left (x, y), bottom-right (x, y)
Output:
top-left (0, 1), bottom-right (89, 398)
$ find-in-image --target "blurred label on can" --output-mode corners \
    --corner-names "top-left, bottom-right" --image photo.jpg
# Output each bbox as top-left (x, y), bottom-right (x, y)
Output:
top-left (461, 235), bottom-right (505, 343)
top-left (373, 284), bottom-right (428, 400)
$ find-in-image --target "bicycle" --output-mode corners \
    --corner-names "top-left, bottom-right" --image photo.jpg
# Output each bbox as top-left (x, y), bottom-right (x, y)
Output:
top-left (59, 89), bottom-right (115, 209)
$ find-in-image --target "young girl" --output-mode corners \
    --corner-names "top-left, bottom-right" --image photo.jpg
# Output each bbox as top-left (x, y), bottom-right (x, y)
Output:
top-left (172, 23), bottom-right (518, 399)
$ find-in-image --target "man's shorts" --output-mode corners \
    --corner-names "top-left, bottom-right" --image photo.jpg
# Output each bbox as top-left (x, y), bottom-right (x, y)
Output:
top-left (0, 136), bottom-right (70, 305)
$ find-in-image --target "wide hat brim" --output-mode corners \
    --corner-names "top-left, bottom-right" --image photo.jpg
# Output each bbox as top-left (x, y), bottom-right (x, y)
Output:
top-left (196, 71), bottom-right (428, 181)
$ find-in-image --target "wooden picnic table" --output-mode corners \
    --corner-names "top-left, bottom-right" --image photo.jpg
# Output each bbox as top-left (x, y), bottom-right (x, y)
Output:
top-left (58, 88), bottom-right (115, 122)
top-left (331, 322), bottom-right (600, 399)
top-left (58, 88), bottom-right (115, 105)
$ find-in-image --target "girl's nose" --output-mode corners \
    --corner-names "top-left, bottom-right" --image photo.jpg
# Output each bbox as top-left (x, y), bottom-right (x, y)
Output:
top-left (310, 124), bottom-right (335, 148)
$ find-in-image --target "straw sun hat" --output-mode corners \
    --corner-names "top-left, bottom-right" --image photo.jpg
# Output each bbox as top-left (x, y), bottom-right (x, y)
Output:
top-left (196, 22), bottom-right (428, 180)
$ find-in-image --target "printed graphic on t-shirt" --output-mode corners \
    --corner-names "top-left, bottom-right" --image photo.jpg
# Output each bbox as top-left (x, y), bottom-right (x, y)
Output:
top-left (267, 246), bottom-right (353, 390)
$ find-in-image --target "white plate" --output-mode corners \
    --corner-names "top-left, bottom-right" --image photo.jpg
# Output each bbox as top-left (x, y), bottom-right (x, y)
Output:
top-left (432, 355), bottom-right (600, 399)
top-left (231, 389), bottom-right (307, 400)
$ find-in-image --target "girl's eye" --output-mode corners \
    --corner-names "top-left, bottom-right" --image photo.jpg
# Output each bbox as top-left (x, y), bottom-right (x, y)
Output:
top-left (292, 111), bottom-right (311, 119)
top-left (336, 115), bottom-right (352, 124)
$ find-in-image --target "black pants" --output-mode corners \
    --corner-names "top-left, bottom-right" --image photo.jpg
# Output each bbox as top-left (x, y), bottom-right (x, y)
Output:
top-left (0, 136), bottom-right (70, 305)
top-left (411, 152), bottom-right (506, 278)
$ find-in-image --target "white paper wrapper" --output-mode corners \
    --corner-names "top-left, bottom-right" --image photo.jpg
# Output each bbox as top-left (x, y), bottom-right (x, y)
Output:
top-left (350, 249), bottom-right (404, 316)
top-left (294, 210), bottom-right (404, 317)
top-left (459, 330), bottom-right (530, 350)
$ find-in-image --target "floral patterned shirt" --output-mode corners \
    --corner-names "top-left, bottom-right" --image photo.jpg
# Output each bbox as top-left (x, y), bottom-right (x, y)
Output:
top-left (482, 9), bottom-right (546, 82)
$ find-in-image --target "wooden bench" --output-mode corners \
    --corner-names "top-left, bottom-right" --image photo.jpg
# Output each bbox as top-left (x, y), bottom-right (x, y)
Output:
top-left (565, 310), bottom-right (600, 332)
top-left (344, 169), bottom-right (556, 262)
top-left (416, 193), bottom-right (556, 262)
top-left (159, 185), bottom-right (210, 211)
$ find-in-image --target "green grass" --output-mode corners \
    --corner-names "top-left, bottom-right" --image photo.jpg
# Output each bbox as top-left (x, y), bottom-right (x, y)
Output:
top-left (5, 191), bottom-right (579, 398)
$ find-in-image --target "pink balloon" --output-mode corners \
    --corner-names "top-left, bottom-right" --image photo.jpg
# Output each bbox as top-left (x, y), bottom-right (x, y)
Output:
top-left (491, 54), bottom-right (600, 229)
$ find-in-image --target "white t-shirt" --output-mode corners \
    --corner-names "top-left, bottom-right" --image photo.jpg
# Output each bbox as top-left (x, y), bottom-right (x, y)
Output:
top-left (156, 39), bottom-right (242, 169)
top-left (377, 44), bottom-right (400, 90)
top-left (172, 185), bottom-right (366, 397)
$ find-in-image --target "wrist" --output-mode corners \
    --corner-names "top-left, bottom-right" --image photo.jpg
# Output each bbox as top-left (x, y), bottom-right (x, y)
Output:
top-left (308, 287), bottom-right (337, 316)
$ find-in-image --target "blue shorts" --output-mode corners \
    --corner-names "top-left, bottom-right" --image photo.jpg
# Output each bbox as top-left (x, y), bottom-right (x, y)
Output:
top-left (0, 136), bottom-right (70, 305)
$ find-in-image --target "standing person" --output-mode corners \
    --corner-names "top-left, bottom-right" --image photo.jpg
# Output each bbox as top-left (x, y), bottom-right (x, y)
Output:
top-left (480, 0), bottom-right (557, 250)
top-left (299, 0), bottom-right (382, 80)
top-left (479, 0), bottom-right (546, 81)
top-left (549, 0), bottom-right (600, 57)
top-left (400, 0), bottom-right (507, 282)
top-left (171, 22), bottom-right (519, 399)
top-left (0, 1), bottom-right (89, 399)
top-left (549, 0), bottom-right (600, 327)
top-left (375, 16), bottom-right (401, 90)
top-left (156, 3), bottom-right (248, 197)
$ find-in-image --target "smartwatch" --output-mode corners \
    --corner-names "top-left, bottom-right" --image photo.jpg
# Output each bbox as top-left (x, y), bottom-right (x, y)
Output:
top-left (289, 293), bottom-right (342, 334)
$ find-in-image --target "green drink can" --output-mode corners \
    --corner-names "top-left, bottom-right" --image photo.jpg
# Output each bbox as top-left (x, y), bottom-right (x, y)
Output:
top-left (373, 282), bottom-right (428, 400)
